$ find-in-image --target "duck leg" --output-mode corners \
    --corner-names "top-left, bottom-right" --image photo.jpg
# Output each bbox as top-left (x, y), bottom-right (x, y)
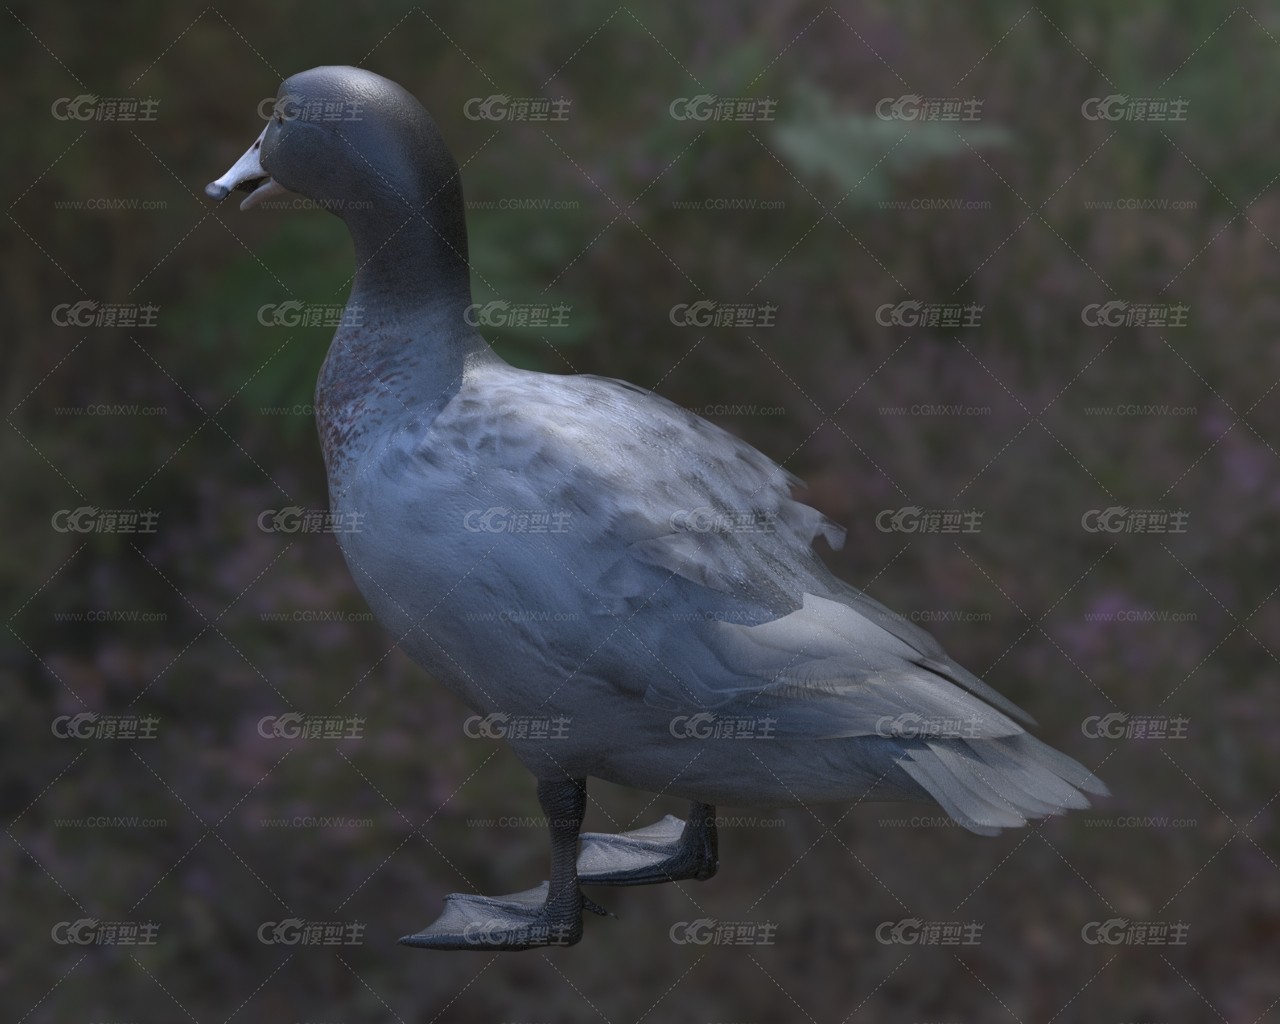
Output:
top-left (577, 801), bottom-right (719, 886)
top-left (399, 777), bottom-right (607, 950)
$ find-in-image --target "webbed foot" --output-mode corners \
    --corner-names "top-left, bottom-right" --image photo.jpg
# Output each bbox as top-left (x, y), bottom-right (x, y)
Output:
top-left (399, 881), bottom-right (609, 950)
top-left (578, 802), bottom-right (718, 886)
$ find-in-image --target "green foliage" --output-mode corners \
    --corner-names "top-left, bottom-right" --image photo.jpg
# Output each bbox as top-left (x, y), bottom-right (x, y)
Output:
top-left (177, 218), bottom-right (350, 434)
top-left (771, 83), bottom-right (1011, 203)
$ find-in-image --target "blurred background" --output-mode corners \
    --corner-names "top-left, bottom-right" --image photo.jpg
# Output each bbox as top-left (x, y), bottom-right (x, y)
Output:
top-left (3, 1), bottom-right (1276, 1020)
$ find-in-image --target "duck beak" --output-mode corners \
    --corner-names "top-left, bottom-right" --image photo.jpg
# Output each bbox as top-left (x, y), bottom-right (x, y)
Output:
top-left (205, 124), bottom-right (292, 210)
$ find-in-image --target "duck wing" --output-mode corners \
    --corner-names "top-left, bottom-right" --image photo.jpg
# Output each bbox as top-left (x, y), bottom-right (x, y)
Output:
top-left (438, 368), bottom-right (1034, 734)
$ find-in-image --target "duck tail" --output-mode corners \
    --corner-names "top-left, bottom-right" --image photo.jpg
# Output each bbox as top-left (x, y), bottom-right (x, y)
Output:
top-left (897, 733), bottom-right (1109, 835)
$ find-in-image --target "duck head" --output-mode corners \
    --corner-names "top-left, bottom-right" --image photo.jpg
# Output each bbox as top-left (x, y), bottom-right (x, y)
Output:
top-left (206, 66), bottom-right (471, 309)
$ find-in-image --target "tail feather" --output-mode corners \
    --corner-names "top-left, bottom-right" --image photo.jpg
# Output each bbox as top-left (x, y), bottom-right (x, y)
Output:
top-left (899, 733), bottom-right (1107, 834)
top-left (930, 742), bottom-right (1056, 818)
top-left (899, 748), bottom-right (1025, 834)
top-left (1005, 733), bottom-right (1110, 796)
top-left (964, 737), bottom-right (1092, 811)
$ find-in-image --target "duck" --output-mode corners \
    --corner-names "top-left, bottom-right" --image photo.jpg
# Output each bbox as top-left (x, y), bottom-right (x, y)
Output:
top-left (206, 66), bottom-right (1108, 951)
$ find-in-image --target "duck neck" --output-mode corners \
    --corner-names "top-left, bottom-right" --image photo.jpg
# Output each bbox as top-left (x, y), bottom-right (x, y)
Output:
top-left (346, 198), bottom-right (474, 323)
top-left (316, 201), bottom-right (498, 488)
